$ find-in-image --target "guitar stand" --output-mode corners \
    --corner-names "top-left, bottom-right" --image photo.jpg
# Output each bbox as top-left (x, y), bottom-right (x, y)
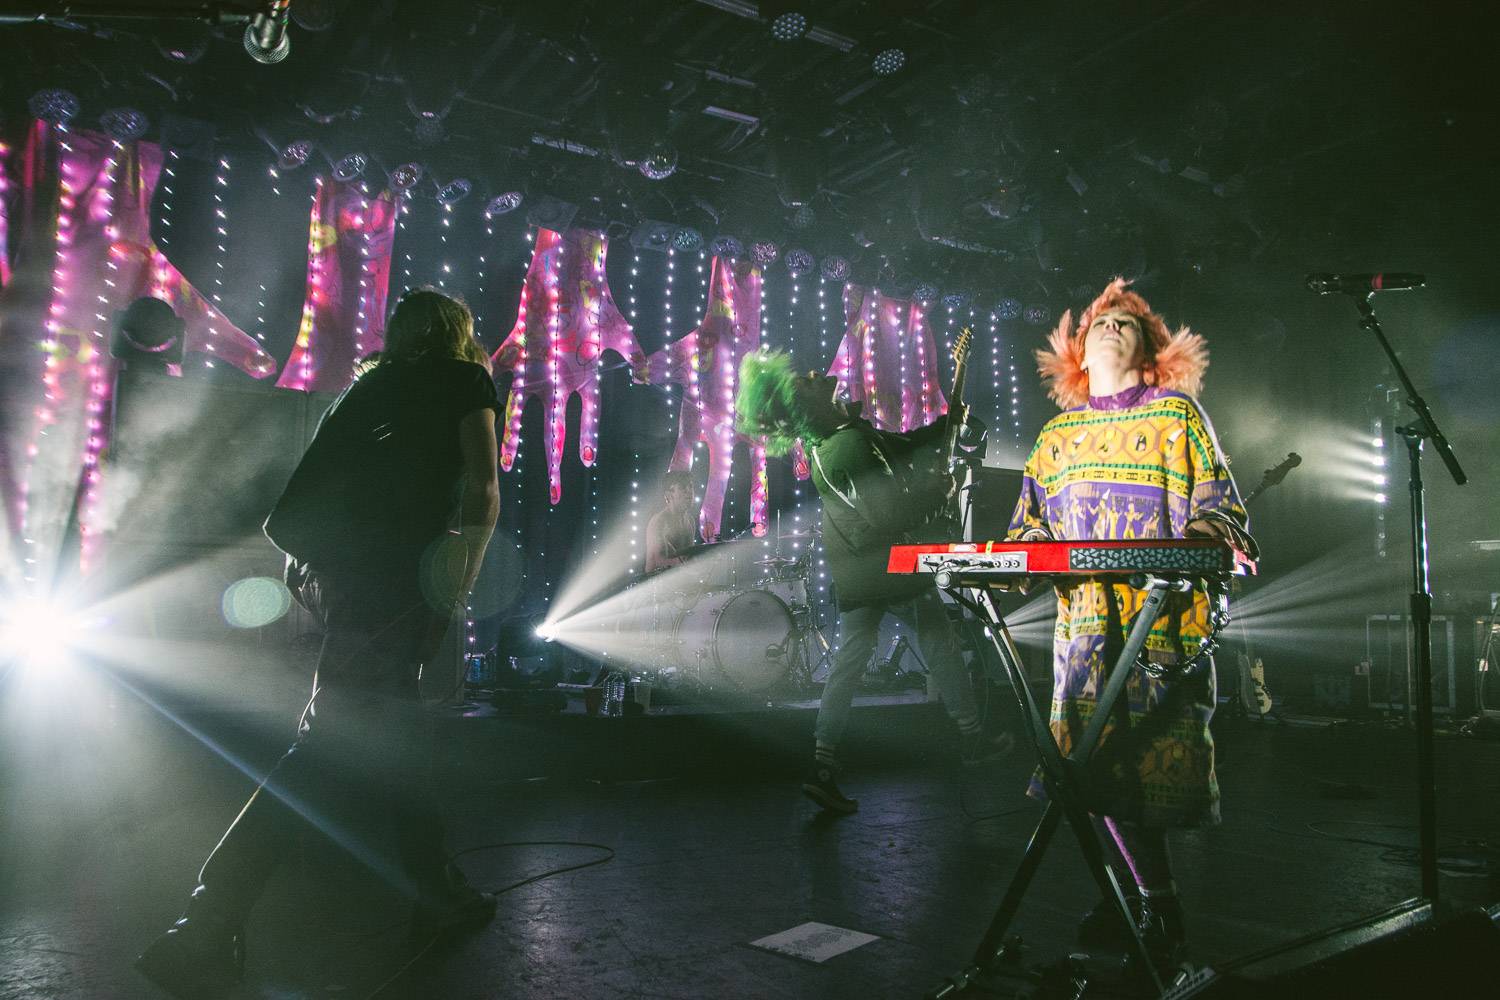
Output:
top-left (928, 577), bottom-right (1189, 1000)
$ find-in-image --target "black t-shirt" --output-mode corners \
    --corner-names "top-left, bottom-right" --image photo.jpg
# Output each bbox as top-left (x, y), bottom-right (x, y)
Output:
top-left (265, 357), bottom-right (498, 580)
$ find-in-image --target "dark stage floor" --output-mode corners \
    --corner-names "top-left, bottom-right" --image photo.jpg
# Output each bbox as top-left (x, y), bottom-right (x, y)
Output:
top-left (3, 657), bottom-right (1498, 1000)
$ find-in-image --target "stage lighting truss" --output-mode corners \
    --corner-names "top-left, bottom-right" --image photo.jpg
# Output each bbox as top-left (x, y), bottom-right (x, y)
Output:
top-left (100, 108), bottom-right (149, 142)
top-left (486, 191), bottom-right (524, 217)
top-left (332, 152), bottom-right (367, 182)
top-left (873, 48), bottom-right (907, 76)
top-left (279, 139), bottom-right (314, 170)
top-left (437, 178), bottom-right (473, 205)
top-left (770, 11), bottom-right (807, 42)
top-left (29, 89), bottom-right (79, 125)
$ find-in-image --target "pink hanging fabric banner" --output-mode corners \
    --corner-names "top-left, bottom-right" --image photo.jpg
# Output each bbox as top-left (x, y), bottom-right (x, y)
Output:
top-left (491, 227), bottom-right (646, 505)
top-left (792, 284), bottom-right (949, 480)
top-left (0, 133), bottom-right (12, 290)
top-left (277, 176), bottom-right (398, 392)
top-left (1, 123), bottom-right (277, 578)
top-left (645, 255), bottom-right (768, 540)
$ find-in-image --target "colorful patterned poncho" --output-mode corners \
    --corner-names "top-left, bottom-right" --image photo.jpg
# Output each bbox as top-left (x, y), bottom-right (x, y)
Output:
top-left (1007, 382), bottom-right (1247, 828)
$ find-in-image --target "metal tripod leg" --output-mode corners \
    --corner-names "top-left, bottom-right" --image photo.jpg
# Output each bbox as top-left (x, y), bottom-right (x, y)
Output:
top-left (928, 580), bottom-right (1176, 999)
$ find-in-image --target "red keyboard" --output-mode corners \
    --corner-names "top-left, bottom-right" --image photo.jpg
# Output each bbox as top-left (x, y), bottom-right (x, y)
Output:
top-left (887, 538), bottom-right (1254, 578)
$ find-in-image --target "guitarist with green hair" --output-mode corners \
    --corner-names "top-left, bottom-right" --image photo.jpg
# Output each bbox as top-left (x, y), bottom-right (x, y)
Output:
top-left (736, 350), bottom-right (1012, 815)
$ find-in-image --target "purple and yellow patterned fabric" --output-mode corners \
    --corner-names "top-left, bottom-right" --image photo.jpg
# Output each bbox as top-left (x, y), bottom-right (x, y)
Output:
top-left (1007, 383), bottom-right (1246, 827)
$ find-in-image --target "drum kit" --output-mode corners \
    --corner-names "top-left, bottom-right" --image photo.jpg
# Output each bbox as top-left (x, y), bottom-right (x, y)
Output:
top-left (617, 524), bottom-right (830, 699)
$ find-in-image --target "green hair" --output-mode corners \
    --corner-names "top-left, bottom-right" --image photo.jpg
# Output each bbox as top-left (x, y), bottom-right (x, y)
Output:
top-left (735, 350), bottom-right (821, 457)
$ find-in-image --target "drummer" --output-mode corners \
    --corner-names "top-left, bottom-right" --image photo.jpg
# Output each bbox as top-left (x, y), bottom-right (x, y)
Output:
top-left (645, 470), bottom-right (700, 574)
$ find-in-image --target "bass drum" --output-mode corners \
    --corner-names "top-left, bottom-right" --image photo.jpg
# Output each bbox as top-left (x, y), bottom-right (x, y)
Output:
top-left (670, 589), bottom-right (793, 693)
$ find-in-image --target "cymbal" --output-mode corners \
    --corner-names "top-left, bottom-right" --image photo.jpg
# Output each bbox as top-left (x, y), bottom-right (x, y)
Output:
top-left (755, 556), bottom-right (801, 567)
top-left (777, 530), bottom-right (821, 539)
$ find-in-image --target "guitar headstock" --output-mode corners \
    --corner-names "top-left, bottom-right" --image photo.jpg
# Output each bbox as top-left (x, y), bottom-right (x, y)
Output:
top-left (953, 327), bottom-right (972, 368)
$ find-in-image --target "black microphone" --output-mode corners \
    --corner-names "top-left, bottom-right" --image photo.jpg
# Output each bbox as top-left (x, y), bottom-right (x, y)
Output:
top-left (243, 1), bottom-right (292, 65)
top-left (1305, 272), bottom-right (1425, 295)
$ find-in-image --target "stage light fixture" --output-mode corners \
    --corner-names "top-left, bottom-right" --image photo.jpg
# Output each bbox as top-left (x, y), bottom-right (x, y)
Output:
top-left (1, 596), bottom-right (76, 669)
top-left (292, 0), bottom-right (340, 32)
top-left (111, 296), bottom-right (185, 369)
top-left (486, 191), bottom-right (524, 216)
top-left (639, 146), bottom-right (679, 181)
top-left (278, 139), bottom-right (313, 170)
top-left (28, 89), bottom-right (79, 125)
top-left (154, 26), bottom-right (211, 64)
top-left (791, 204), bottom-right (816, 229)
top-left (912, 283), bottom-right (939, 304)
top-left (752, 240), bottom-right (780, 267)
top-left (413, 111), bottom-right (446, 147)
top-left (996, 297), bottom-right (1022, 320)
top-left (709, 234), bottom-right (744, 259)
top-left (785, 248), bottom-right (815, 275)
top-left (1023, 304), bottom-right (1051, 325)
top-left (437, 178), bottom-right (473, 205)
top-left (872, 48), bottom-right (907, 76)
top-left (389, 162), bottom-right (424, 192)
top-left (99, 108), bottom-right (149, 142)
top-left (332, 152), bottom-right (367, 182)
top-left (770, 11), bottom-right (807, 41)
top-left (942, 292), bottom-right (969, 311)
top-left (672, 227), bottom-right (704, 252)
top-left (821, 255), bottom-right (850, 281)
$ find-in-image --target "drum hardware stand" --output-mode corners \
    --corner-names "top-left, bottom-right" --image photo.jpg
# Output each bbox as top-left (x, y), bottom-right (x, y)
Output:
top-left (1338, 291), bottom-right (1467, 904)
top-left (926, 575), bottom-right (1187, 999)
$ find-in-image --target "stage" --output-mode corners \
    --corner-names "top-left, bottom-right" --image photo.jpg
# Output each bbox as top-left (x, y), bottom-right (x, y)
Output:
top-left (3, 652), bottom-right (1496, 999)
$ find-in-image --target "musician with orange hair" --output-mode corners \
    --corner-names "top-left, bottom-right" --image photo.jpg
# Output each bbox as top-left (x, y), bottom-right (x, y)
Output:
top-left (1007, 279), bottom-right (1256, 973)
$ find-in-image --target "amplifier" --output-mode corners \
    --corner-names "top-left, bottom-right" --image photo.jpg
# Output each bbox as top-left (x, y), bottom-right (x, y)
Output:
top-left (1364, 614), bottom-right (1457, 715)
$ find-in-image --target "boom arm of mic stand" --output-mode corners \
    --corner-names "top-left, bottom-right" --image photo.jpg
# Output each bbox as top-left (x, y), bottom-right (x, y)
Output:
top-left (1353, 295), bottom-right (1467, 486)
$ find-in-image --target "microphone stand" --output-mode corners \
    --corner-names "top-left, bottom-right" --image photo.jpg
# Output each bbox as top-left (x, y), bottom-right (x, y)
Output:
top-left (1343, 293), bottom-right (1467, 904)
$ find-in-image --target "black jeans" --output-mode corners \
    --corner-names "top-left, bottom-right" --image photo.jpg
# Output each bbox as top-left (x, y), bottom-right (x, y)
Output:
top-left (192, 574), bottom-right (457, 923)
top-left (816, 590), bottom-right (980, 750)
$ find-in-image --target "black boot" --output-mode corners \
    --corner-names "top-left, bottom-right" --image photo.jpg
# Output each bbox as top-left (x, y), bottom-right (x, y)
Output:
top-left (134, 887), bottom-right (245, 1000)
top-left (409, 863), bottom-right (498, 944)
top-left (1138, 892), bottom-right (1186, 969)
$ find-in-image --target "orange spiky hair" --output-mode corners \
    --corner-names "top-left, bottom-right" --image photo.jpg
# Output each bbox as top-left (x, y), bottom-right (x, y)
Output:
top-left (1035, 277), bottom-right (1209, 408)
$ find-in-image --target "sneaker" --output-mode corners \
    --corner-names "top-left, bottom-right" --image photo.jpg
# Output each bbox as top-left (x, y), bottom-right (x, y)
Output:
top-left (801, 762), bottom-right (858, 814)
top-left (961, 729), bottom-right (1016, 764)
top-left (410, 882), bottom-right (498, 943)
top-left (134, 914), bottom-right (245, 1000)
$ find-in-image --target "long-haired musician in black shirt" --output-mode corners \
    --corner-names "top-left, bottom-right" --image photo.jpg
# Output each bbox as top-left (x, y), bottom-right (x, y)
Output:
top-left (136, 288), bottom-right (500, 999)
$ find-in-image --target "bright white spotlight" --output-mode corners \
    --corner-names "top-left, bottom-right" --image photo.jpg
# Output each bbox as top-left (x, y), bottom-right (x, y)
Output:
top-left (1375, 493), bottom-right (1387, 504)
top-left (1, 597), bottom-right (77, 668)
top-left (535, 624), bottom-right (555, 642)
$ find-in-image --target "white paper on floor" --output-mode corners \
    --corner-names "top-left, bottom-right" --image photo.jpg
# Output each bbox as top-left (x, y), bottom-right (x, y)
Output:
top-left (750, 921), bottom-right (881, 963)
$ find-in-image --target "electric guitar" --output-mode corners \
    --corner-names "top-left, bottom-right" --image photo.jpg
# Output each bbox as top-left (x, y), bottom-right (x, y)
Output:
top-left (901, 328), bottom-right (973, 542)
top-left (1234, 452), bottom-right (1300, 716)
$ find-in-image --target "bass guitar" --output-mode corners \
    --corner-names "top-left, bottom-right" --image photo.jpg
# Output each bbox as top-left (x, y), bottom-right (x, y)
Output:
top-left (1233, 452), bottom-right (1301, 716)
